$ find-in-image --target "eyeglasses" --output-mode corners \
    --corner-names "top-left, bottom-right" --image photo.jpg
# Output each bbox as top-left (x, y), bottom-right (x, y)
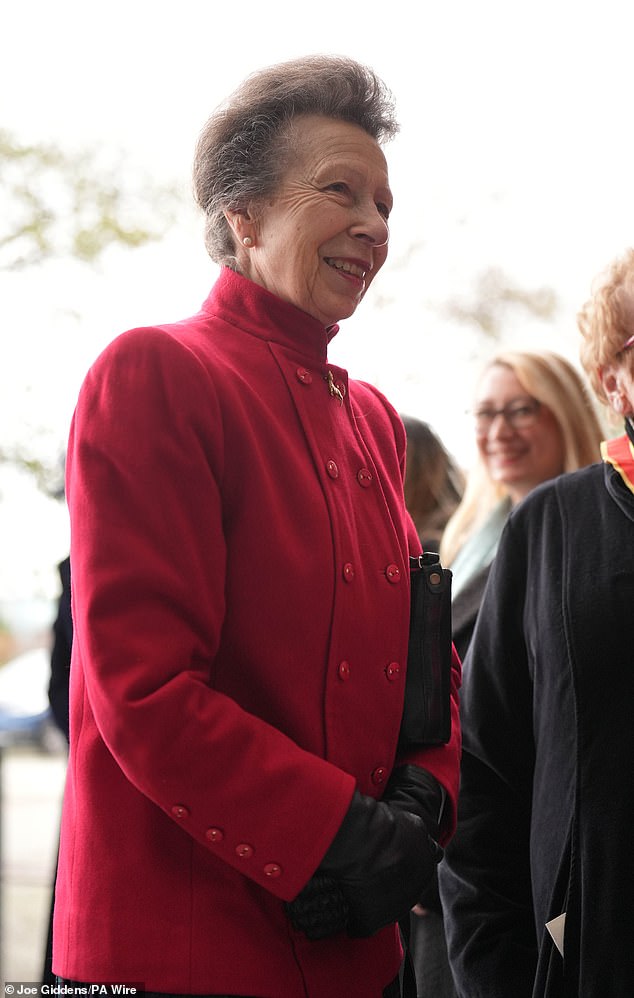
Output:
top-left (473, 398), bottom-right (542, 434)
top-left (620, 333), bottom-right (634, 354)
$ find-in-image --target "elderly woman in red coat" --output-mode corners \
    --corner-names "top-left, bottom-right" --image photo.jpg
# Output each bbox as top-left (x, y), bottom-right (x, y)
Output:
top-left (53, 56), bottom-right (461, 998)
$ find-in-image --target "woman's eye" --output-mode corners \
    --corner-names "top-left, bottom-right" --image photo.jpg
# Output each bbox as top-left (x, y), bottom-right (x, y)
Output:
top-left (377, 202), bottom-right (391, 220)
top-left (327, 182), bottom-right (348, 194)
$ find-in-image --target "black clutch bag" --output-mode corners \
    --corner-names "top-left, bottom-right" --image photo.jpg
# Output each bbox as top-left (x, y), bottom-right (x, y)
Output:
top-left (397, 552), bottom-right (453, 749)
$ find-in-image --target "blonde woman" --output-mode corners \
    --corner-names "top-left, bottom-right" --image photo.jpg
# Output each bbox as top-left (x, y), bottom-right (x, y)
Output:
top-left (440, 350), bottom-right (603, 659)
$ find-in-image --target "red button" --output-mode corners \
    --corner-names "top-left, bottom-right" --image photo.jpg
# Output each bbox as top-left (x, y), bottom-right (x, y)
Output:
top-left (264, 862), bottom-right (283, 878)
top-left (343, 562), bottom-right (355, 582)
top-left (296, 367), bottom-right (313, 384)
top-left (171, 805), bottom-right (190, 820)
top-left (205, 827), bottom-right (224, 843)
top-left (385, 564), bottom-right (401, 584)
top-left (338, 661), bottom-right (351, 681)
top-left (357, 468), bottom-right (373, 488)
top-left (236, 843), bottom-right (254, 859)
top-left (371, 767), bottom-right (388, 786)
top-left (326, 460), bottom-right (339, 478)
top-left (385, 662), bottom-right (401, 681)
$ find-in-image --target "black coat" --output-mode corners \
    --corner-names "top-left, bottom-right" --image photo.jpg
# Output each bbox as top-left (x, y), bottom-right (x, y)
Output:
top-left (439, 461), bottom-right (634, 998)
top-left (48, 556), bottom-right (72, 741)
top-left (449, 564), bottom-right (491, 664)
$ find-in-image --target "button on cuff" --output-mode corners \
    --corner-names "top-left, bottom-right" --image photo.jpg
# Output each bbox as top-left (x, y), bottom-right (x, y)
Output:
top-left (205, 826), bottom-right (224, 843)
top-left (171, 804), bottom-right (190, 820)
top-left (371, 767), bottom-right (388, 786)
top-left (264, 862), bottom-right (283, 878)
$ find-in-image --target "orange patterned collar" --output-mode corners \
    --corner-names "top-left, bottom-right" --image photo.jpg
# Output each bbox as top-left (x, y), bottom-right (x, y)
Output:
top-left (601, 432), bottom-right (634, 495)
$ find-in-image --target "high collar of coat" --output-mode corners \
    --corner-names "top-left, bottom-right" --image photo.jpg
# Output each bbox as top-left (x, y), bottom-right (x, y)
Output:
top-left (200, 267), bottom-right (340, 364)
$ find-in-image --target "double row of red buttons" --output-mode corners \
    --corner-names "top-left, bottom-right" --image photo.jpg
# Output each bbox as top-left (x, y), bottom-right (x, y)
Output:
top-left (336, 660), bottom-right (400, 682)
top-left (325, 459), bottom-right (374, 488)
top-left (335, 657), bottom-right (399, 789)
top-left (341, 562), bottom-right (402, 584)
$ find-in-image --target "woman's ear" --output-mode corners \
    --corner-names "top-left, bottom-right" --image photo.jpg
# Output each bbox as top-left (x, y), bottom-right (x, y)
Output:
top-left (599, 364), bottom-right (626, 414)
top-left (224, 208), bottom-right (256, 248)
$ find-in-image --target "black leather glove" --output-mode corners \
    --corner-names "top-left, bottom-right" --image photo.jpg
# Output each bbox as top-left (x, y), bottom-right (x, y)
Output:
top-left (383, 764), bottom-right (444, 840)
top-left (385, 765), bottom-right (445, 912)
top-left (284, 873), bottom-right (350, 940)
top-left (286, 788), bottom-right (441, 940)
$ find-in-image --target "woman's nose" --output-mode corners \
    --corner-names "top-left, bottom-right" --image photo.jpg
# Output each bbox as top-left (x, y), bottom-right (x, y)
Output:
top-left (352, 202), bottom-right (389, 247)
top-left (488, 412), bottom-right (515, 438)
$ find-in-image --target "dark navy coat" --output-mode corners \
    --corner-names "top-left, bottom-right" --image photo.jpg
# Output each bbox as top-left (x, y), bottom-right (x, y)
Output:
top-left (440, 460), bottom-right (634, 998)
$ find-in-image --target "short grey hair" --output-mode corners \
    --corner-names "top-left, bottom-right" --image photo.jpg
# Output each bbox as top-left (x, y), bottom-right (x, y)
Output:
top-left (192, 55), bottom-right (399, 268)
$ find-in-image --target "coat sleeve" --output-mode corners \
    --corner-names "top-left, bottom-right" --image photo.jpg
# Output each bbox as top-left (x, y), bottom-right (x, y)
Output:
top-left (438, 516), bottom-right (537, 997)
top-left (67, 328), bottom-right (355, 903)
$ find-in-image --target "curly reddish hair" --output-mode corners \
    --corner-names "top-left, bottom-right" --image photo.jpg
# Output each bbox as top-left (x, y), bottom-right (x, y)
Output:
top-left (578, 248), bottom-right (634, 403)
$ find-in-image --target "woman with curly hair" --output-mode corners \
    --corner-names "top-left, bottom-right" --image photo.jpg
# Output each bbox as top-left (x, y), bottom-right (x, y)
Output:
top-left (440, 249), bottom-right (634, 997)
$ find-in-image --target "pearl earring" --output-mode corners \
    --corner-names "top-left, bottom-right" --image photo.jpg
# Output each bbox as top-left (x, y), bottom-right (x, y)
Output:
top-left (242, 236), bottom-right (253, 247)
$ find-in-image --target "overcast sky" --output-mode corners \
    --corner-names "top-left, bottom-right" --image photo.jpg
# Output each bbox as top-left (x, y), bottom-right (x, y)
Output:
top-left (2, 0), bottom-right (634, 617)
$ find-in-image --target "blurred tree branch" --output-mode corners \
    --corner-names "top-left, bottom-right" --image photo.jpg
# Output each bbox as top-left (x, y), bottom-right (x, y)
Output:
top-left (443, 265), bottom-right (559, 338)
top-left (0, 128), bottom-right (180, 271)
top-left (1, 129), bottom-right (184, 494)
top-left (0, 444), bottom-right (66, 500)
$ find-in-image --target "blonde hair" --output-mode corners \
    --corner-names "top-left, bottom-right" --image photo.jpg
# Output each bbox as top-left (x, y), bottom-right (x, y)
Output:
top-left (440, 350), bottom-right (604, 565)
top-left (578, 247), bottom-right (634, 403)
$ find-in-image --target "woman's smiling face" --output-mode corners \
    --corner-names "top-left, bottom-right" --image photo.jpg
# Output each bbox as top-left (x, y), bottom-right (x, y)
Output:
top-left (475, 363), bottom-right (566, 505)
top-left (235, 114), bottom-right (393, 327)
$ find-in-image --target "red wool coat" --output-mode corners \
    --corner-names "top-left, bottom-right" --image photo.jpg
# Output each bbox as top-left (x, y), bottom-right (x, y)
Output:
top-left (53, 268), bottom-right (461, 997)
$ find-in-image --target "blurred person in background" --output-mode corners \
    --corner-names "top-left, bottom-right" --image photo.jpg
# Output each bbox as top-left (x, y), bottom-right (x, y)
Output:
top-left (52, 55), bottom-right (461, 998)
top-left (439, 248), bottom-right (634, 997)
top-left (47, 555), bottom-right (71, 742)
top-left (401, 414), bottom-right (463, 998)
top-left (440, 350), bottom-right (603, 660)
top-left (42, 555), bottom-right (72, 986)
top-left (401, 416), bottom-right (464, 552)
